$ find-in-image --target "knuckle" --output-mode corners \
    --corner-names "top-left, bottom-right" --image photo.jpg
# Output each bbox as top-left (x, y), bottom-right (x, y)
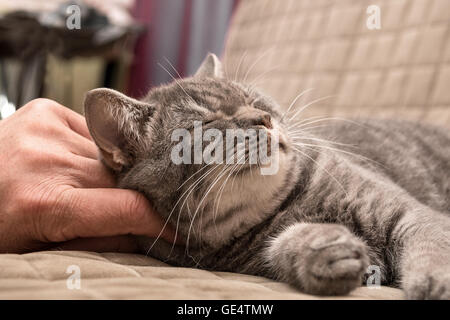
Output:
top-left (9, 139), bottom-right (45, 170)
top-left (15, 138), bottom-right (74, 169)
top-left (19, 100), bottom-right (65, 137)
top-left (24, 98), bottom-right (59, 113)
top-left (48, 152), bottom-right (75, 169)
top-left (14, 140), bottom-right (41, 163)
top-left (28, 121), bottom-right (63, 138)
top-left (17, 140), bottom-right (40, 160)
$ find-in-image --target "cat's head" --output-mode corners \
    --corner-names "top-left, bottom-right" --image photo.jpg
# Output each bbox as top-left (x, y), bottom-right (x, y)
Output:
top-left (84, 53), bottom-right (299, 248)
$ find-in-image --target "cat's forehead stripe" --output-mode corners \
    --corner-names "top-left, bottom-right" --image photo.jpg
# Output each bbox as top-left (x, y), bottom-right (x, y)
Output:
top-left (180, 81), bottom-right (246, 115)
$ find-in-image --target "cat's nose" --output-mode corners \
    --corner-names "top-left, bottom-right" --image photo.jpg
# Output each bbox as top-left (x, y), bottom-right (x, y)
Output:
top-left (256, 113), bottom-right (272, 129)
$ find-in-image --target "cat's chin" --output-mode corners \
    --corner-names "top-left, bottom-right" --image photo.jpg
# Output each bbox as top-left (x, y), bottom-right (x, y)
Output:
top-left (192, 151), bottom-right (297, 249)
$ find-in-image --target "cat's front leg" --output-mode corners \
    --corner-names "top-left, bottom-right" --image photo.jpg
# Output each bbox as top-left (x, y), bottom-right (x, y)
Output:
top-left (266, 223), bottom-right (370, 295)
top-left (396, 211), bottom-right (450, 300)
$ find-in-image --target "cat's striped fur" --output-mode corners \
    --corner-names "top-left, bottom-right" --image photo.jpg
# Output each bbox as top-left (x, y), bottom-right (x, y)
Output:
top-left (84, 54), bottom-right (450, 299)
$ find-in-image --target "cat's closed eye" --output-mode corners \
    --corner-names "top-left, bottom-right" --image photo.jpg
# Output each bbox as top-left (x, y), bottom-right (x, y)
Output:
top-left (203, 119), bottom-right (216, 125)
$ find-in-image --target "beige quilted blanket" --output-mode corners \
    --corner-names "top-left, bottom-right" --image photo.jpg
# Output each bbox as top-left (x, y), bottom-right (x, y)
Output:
top-left (223, 0), bottom-right (450, 127)
top-left (0, 251), bottom-right (403, 299)
top-left (2, 0), bottom-right (448, 299)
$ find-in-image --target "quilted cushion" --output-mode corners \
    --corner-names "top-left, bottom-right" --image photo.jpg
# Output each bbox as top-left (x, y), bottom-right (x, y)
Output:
top-left (223, 0), bottom-right (450, 127)
top-left (0, 251), bottom-right (403, 299)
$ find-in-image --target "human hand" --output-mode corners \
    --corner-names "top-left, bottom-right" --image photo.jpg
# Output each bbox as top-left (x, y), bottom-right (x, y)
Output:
top-left (0, 99), bottom-right (175, 253)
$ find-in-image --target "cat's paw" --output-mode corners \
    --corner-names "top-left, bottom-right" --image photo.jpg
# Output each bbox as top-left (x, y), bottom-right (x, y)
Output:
top-left (403, 268), bottom-right (450, 300)
top-left (267, 223), bottom-right (370, 296)
top-left (300, 225), bottom-right (370, 295)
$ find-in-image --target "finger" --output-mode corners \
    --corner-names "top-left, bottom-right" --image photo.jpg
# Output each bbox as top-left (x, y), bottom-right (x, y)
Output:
top-left (63, 130), bottom-right (98, 160)
top-left (52, 188), bottom-right (177, 244)
top-left (57, 104), bottom-right (93, 141)
top-left (72, 157), bottom-right (116, 188)
top-left (51, 235), bottom-right (139, 253)
top-left (67, 114), bottom-right (93, 142)
top-left (21, 99), bottom-right (92, 140)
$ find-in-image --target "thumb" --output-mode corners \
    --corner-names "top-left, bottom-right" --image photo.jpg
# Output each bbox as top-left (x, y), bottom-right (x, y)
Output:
top-left (51, 188), bottom-right (177, 244)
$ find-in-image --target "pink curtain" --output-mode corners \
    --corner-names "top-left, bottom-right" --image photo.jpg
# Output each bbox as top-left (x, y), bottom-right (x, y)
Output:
top-left (126, 0), bottom-right (237, 98)
top-left (127, 0), bottom-right (154, 98)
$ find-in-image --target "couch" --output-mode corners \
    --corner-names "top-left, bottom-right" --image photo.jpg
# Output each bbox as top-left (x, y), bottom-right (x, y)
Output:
top-left (1, 0), bottom-right (448, 299)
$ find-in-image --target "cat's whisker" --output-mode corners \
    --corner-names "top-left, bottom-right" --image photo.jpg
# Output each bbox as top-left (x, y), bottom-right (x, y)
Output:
top-left (230, 155), bottom-right (248, 191)
top-left (206, 164), bottom-right (233, 222)
top-left (213, 163), bottom-right (238, 223)
top-left (215, 153), bottom-right (251, 222)
top-left (211, 164), bottom-right (240, 237)
top-left (146, 164), bottom-right (221, 256)
top-left (248, 65), bottom-right (281, 87)
top-left (187, 163), bottom-right (226, 194)
top-left (288, 135), bottom-right (356, 148)
top-left (185, 163), bottom-right (236, 255)
top-left (234, 50), bottom-right (248, 82)
top-left (181, 165), bottom-right (224, 256)
top-left (177, 164), bottom-right (211, 191)
top-left (166, 208), bottom-right (182, 261)
top-left (223, 56), bottom-right (230, 80)
top-left (292, 141), bottom-right (387, 169)
top-left (287, 95), bottom-right (337, 123)
top-left (287, 115), bottom-right (325, 129)
top-left (186, 149), bottom-right (249, 253)
top-left (157, 62), bottom-right (195, 104)
top-left (166, 178), bottom-right (205, 261)
top-left (213, 154), bottom-right (248, 225)
top-left (163, 56), bottom-right (183, 79)
top-left (288, 124), bottom-right (332, 133)
top-left (178, 164), bottom-right (223, 222)
top-left (280, 88), bottom-right (315, 123)
top-left (288, 117), bottom-right (365, 131)
top-left (291, 145), bottom-right (348, 195)
top-left (242, 47), bottom-right (274, 84)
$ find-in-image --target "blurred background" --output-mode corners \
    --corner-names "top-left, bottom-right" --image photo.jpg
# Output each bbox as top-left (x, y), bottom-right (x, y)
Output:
top-left (0, 0), bottom-right (238, 114)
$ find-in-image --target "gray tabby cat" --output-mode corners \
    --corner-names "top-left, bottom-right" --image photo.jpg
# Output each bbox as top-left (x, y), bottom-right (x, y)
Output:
top-left (84, 53), bottom-right (450, 299)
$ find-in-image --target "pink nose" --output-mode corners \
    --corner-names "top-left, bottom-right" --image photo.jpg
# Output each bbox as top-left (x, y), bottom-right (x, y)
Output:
top-left (260, 114), bottom-right (272, 129)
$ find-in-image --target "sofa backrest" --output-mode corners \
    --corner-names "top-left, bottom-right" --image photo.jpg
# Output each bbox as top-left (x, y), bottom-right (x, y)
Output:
top-left (223, 0), bottom-right (450, 127)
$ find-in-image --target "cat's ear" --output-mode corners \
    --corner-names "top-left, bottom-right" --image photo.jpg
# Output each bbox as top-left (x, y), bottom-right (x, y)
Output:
top-left (84, 88), bottom-right (155, 172)
top-left (194, 53), bottom-right (224, 78)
